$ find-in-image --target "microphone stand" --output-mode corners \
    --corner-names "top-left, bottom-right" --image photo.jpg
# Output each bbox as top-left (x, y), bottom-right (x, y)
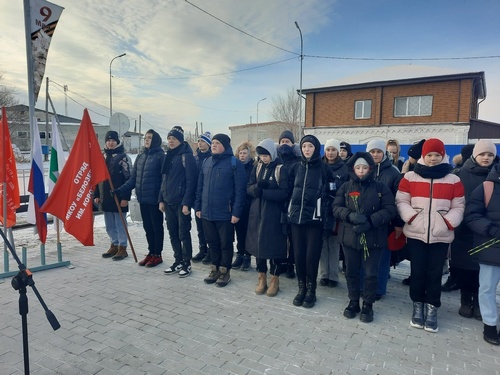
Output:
top-left (0, 227), bottom-right (60, 375)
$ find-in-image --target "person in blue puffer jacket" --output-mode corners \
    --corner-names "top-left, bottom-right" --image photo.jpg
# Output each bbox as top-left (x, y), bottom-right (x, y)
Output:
top-left (116, 129), bottom-right (165, 267)
top-left (195, 133), bottom-right (247, 287)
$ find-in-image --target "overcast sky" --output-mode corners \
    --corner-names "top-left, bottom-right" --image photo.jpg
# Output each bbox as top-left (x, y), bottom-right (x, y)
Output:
top-left (1, 0), bottom-right (499, 140)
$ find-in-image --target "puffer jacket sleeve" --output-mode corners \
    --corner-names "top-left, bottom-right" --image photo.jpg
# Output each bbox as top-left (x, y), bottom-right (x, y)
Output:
top-left (182, 152), bottom-right (198, 208)
top-left (464, 184), bottom-right (491, 237)
top-left (369, 182), bottom-right (397, 228)
top-left (231, 159), bottom-right (248, 219)
top-left (194, 158), bottom-right (206, 212)
top-left (395, 173), bottom-right (418, 223)
top-left (333, 182), bottom-right (354, 222)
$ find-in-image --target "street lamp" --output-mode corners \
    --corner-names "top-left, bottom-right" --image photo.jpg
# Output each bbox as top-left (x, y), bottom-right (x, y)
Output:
top-left (256, 97), bottom-right (266, 142)
top-left (109, 53), bottom-right (126, 118)
top-left (295, 21), bottom-right (303, 137)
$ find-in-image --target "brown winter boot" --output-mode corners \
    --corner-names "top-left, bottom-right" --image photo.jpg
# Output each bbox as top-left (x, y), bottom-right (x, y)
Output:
top-left (204, 265), bottom-right (220, 284)
top-left (255, 272), bottom-right (267, 295)
top-left (216, 267), bottom-right (231, 287)
top-left (267, 275), bottom-right (280, 297)
top-left (102, 244), bottom-right (118, 258)
top-left (112, 245), bottom-right (128, 261)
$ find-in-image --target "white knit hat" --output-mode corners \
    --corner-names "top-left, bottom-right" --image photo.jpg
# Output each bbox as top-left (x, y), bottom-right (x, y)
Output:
top-left (324, 138), bottom-right (341, 152)
top-left (354, 157), bottom-right (369, 167)
top-left (366, 139), bottom-right (386, 153)
top-left (473, 139), bottom-right (497, 159)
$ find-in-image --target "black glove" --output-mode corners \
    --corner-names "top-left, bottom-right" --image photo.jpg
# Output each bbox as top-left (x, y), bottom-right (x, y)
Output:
top-left (348, 213), bottom-right (367, 225)
top-left (353, 222), bottom-right (371, 234)
top-left (489, 225), bottom-right (500, 239)
top-left (257, 180), bottom-right (270, 189)
top-left (254, 187), bottom-right (263, 198)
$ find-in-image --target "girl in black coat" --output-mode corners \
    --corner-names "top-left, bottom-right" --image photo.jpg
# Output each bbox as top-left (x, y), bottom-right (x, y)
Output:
top-left (333, 152), bottom-right (396, 323)
top-left (246, 139), bottom-right (289, 297)
top-left (464, 161), bottom-right (500, 345)
top-left (451, 140), bottom-right (498, 319)
top-left (319, 139), bottom-right (349, 287)
top-left (287, 135), bottom-right (334, 308)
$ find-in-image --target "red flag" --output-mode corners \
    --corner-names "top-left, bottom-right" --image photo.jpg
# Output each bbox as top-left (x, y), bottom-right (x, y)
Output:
top-left (0, 107), bottom-right (21, 227)
top-left (41, 109), bottom-right (109, 245)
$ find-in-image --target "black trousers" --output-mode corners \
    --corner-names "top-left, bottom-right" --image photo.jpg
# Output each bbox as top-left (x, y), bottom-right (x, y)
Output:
top-left (139, 203), bottom-right (164, 255)
top-left (164, 203), bottom-right (192, 263)
top-left (455, 268), bottom-right (480, 293)
top-left (290, 222), bottom-right (323, 281)
top-left (407, 238), bottom-right (448, 307)
top-left (195, 215), bottom-right (207, 251)
top-left (202, 219), bottom-right (234, 269)
top-left (234, 210), bottom-right (250, 256)
top-left (256, 258), bottom-right (287, 275)
top-left (343, 245), bottom-right (382, 304)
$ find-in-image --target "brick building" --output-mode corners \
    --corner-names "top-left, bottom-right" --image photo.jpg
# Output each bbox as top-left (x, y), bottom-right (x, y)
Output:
top-left (301, 66), bottom-right (499, 153)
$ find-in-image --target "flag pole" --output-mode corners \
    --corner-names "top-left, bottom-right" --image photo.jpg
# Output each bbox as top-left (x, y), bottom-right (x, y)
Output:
top-left (107, 178), bottom-right (137, 262)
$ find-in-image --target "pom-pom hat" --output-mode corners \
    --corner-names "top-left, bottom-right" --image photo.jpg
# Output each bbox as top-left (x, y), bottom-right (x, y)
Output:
top-left (198, 131), bottom-right (212, 146)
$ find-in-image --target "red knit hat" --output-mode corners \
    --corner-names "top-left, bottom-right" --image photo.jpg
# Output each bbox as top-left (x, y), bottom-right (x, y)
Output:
top-left (422, 138), bottom-right (445, 157)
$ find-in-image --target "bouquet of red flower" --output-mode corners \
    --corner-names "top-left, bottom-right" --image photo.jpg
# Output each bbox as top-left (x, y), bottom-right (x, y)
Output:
top-left (348, 191), bottom-right (369, 260)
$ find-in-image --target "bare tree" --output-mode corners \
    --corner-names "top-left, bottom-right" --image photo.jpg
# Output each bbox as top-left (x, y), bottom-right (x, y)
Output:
top-left (269, 86), bottom-right (300, 141)
top-left (0, 73), bottom-right (18, 107)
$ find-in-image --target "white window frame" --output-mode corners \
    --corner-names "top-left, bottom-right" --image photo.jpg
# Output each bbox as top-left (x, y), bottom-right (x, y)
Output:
top-left (355, 99), bottom-right (372, 119)
top-left (17, 131), bottom-right (28, 138)
top-left (394, 95), bottom-right (433, 117)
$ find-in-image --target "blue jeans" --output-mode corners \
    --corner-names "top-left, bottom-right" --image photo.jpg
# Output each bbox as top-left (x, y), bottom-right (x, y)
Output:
top-left (104, 211), bottom-right (127, 246)
top-left (478, 263), bottom-right (500, 326)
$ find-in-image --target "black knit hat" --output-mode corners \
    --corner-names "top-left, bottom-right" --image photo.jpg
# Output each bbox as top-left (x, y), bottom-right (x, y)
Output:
top-left (168, 125), bottom-right (184, 143)
top-left (279, 130), bottom-right (295, 144)
top-left (105, 130), bottom-right (120, 144)
top-left (407, 139), bottom-right (425, 159)
top-left (212, 133), bottom-right (231, 150)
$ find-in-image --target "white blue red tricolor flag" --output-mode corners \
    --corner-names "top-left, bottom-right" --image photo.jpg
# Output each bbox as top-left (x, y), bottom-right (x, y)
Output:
top-left (27, 117), bottom-right (47, 243)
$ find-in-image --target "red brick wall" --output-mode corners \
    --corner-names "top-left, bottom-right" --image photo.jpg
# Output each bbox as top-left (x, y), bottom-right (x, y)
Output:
top-left (305, 78), bottom-right (475, 128)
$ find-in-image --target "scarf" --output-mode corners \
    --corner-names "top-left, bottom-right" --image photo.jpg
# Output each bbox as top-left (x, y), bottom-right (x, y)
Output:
top-left (414, 162), bottom-right (453, 179)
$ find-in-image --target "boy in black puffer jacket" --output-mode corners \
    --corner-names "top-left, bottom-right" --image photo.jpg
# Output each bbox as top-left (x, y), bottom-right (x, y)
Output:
top-left (333, 152), bottom-right (396, 323)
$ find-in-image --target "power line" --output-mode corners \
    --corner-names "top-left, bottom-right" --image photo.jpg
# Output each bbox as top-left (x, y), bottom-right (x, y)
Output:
top-left (184, 0), bottom-right (298, 55)
top-left (121, 57), bottom-right (297, 80)
top-left (50, 83), bottom-right (110, 119)
top-left (304, 54), bottom-right (500, 61)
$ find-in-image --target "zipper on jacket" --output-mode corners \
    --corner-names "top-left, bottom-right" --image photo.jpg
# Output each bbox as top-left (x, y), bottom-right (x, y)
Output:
top-left (427, 178), bottom-right (434, 243)
top-left (298, 163), bottom-right (308, 223)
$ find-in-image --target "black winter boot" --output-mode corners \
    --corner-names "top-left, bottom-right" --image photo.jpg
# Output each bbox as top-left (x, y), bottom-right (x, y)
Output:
top-left (293, 279), bottom-right (307, 306)
top-left (231, 254), bottom-right (243, 269)
top-left (458, 290), bottom-right (473, 318)
top-left (343, 300), bottom-right (360, 319)
top-left (360, 301), bottom-right (374, 323)
top-left (302, 279), bottom-right (317, 308)
top-left (472, 292), bottom-right (482, 320)
top-left (483, 324), bottom-right (500, 345)
top-left (192, 247), bottom-right (207, 262)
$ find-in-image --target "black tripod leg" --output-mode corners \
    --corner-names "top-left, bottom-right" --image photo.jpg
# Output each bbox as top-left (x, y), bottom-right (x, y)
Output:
top-left (19, 286), bottom-right (30, 375)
